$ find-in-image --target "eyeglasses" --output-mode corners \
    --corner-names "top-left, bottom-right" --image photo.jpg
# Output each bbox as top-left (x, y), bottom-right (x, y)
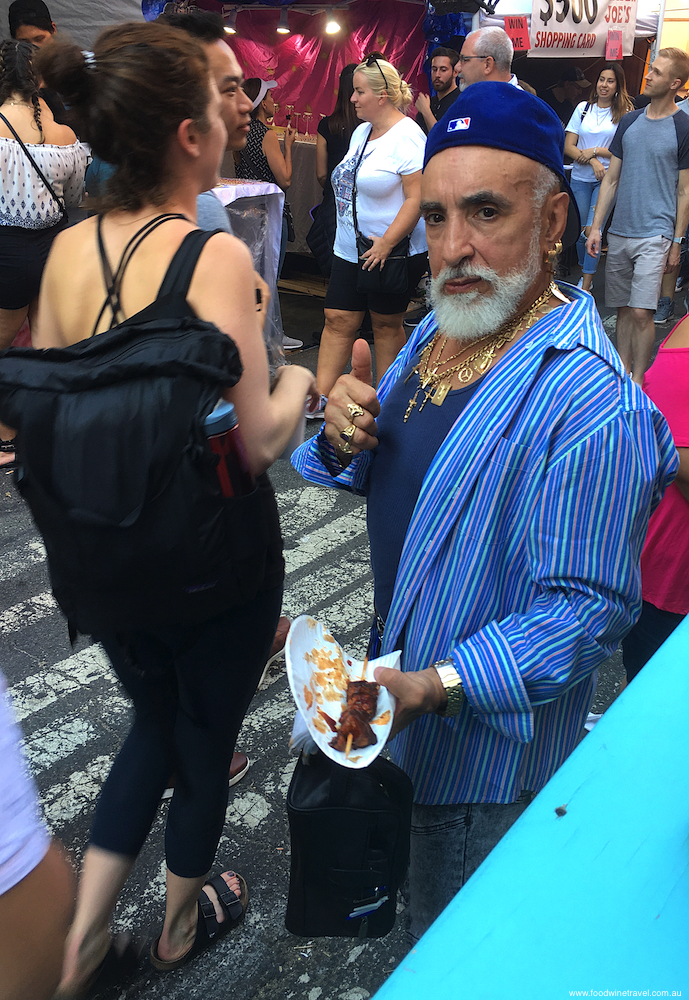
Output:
top-left (365, 54), bottom-right (389, 91)
top-left (458, 54), bottom-right (488, 64)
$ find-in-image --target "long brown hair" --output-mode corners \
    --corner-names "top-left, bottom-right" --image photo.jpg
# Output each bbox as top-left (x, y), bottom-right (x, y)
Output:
top-left (588, 63), bottom-right (633, 124)
top-left (0, 40), bottom-right (42, 134)
top-left (328, 63), bottom-right (358, 137)
top-left (36, 22), bottom-right (212, 212)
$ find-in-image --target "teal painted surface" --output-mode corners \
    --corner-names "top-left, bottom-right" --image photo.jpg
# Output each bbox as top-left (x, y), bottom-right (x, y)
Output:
top-left (376, 617), bottom-right (689, 1000)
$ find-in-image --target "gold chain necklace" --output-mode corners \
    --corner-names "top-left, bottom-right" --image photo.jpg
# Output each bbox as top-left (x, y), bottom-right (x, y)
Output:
top-left (403, 282), bottom-right (558, 422)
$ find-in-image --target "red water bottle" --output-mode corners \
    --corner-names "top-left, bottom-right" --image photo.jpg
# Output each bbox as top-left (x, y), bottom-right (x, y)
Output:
top-left (204, 400), bottom-right (254, 498)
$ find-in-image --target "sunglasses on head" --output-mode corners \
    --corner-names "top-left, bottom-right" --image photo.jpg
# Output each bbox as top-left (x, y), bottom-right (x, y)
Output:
top-left (365, 54), bottom-right (389, 91)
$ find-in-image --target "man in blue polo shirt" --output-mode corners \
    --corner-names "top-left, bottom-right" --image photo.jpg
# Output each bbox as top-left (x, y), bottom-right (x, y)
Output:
top-left (587, 47), bottom-right (689, 384)
top-left (294, 84), bottom-right (677, 939)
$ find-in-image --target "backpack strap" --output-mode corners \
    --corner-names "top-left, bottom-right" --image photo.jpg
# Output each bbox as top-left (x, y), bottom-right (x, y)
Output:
top-left (156, 228), bottom-right (226, 301)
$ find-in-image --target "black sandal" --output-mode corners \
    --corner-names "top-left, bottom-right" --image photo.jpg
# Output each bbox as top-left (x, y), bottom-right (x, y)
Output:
top-left (0, 439), bottom-right (17, 472)
top-left (55, 932), bottom-right (142, 999)
top-left (150, 871), bottom-right (248, 972)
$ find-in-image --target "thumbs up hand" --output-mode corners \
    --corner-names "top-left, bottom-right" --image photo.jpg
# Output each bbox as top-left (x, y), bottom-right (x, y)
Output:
top-left (323, 339), bottom-right (381, 464)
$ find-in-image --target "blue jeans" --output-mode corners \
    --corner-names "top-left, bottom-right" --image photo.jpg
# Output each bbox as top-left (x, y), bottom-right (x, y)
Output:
top-left (408, 795), bottom-right (533, 941)
top-left (570, 177), bottom-right (604, 276)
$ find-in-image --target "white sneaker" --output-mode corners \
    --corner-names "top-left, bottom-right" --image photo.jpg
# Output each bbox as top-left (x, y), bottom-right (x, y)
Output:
top-left (305, 394), bottom-right (328, 420)
top-left (283, 334), bottom-right (303, 350)
top-left (584, 712), bottom-right (602, 732)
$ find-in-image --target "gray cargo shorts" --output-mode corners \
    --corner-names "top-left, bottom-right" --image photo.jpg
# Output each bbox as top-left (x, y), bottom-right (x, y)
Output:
top-left (605, 233), bottom-right (671, 311)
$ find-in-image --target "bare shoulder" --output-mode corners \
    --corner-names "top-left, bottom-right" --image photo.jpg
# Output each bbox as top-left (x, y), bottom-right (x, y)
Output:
top-left (50, 215), bottom-right (96, 256)
top-left (195, 229), bottom-right (253, 275)
top-left (262, 128), bottom-right (280, 150)
top-left (188, 230), bottom-right (256, 310)
top-left (663, 315), bottom-right (689, 349)
top-left (43, 121), bottom-right (78, 146)
top-left (40, 217), bottom-right (98, 301)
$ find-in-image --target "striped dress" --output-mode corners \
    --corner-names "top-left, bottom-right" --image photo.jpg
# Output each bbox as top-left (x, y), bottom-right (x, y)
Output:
top-left (292, 286), bottom-right (678, 805)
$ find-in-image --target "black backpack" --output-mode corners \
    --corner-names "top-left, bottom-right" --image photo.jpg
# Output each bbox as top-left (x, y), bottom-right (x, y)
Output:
top-left (286, 750), bottom-right (413, 938)
top-left (0, 229), bottom-right (282, 636)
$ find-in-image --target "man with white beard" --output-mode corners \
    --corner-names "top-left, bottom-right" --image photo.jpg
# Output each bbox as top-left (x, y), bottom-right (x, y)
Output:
top-left (292, 84), bottom-right (677, 939)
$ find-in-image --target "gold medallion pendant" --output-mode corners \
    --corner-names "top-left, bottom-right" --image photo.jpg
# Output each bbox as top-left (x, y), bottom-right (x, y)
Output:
top-left (403, 282), bottom-right (559, 423)
top-left (431, 381), bottom-right (451, 406)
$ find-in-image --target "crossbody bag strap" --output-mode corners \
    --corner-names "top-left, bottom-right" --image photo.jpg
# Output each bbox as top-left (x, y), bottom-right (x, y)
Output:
top-left (0, 111), bottom-right (67, 217)
top-left (351, 125), bottom-right (373, 238)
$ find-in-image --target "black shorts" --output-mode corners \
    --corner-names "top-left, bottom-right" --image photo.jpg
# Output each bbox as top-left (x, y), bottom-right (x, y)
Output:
top-left (0, 221), bottom-right (67, 310)
top-left (324, 252), bottom-right (428, 316)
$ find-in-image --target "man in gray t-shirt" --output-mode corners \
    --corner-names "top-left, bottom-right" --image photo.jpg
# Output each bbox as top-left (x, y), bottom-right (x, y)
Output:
top-left (587, 47), bottom-right (689, 384)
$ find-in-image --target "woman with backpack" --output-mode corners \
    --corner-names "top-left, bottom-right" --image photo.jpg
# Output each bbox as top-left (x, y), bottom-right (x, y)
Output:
top-left (3, 22), bottom-right (316, 995)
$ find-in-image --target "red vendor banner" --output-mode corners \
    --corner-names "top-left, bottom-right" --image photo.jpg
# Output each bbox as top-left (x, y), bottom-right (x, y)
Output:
top-left (504, 15), bottom-right (531, 52)
top-left (206, 0), bottom-right (427, 124)
top-left (605, 28), bottom-right (623, 58)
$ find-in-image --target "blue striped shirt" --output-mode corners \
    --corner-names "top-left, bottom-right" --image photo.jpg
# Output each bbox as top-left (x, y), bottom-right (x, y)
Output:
top-left (292, 286), bottom-right (677, 804)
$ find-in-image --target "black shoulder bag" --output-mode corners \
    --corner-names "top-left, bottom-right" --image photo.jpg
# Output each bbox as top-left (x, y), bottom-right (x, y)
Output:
top-left (286, 749), bottom-right (413, 938)
top-left (0, 112), bottom-right (69, 224)
top-left (353, 127), bottom-right (410, 296)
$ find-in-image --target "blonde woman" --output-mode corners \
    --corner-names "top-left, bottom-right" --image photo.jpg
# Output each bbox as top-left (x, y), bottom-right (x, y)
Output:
top-left (312, 55), bottom-right (427, 406)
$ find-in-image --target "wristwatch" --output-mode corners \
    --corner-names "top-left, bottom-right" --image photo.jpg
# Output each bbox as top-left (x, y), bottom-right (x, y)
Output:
top-left (433, 658), bottom-right (466, 717)
top-left (672, 236), bottom-right (686, 245)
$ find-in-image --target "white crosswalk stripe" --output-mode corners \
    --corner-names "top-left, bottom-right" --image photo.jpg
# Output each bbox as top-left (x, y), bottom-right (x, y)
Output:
top-left (0, 590), bottom-right (59, 634)
top-left (4, 478), bottom-right (373, 835)
top-left (10, 644), bottom-right (114, 723)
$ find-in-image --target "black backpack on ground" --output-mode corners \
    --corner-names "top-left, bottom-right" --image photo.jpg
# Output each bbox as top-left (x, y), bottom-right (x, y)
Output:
top-left (285, 750), bottom-right (413, 938)
top-left (0, 224), bottom-right (283, 637)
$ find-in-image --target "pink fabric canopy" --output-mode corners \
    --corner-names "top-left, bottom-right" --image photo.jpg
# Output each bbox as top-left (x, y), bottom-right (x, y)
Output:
top-left (199, 0), bottom-right (427, 124)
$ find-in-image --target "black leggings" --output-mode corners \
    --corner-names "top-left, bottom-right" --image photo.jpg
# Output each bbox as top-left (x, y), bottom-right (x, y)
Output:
top-left (89, 584), bottom-right (282, 878)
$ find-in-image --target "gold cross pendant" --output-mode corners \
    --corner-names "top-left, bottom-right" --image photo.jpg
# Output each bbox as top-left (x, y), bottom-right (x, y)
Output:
top-left (403, 395), bottom-right (418, 422)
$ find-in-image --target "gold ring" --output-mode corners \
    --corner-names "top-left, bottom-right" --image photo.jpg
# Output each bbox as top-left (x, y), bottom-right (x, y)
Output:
top-left (337, 441), bottom-right (353, 455)
top-left (347, 403), bottom-right (365, 420)
top-left (340, 422), bottom-right (357, 444)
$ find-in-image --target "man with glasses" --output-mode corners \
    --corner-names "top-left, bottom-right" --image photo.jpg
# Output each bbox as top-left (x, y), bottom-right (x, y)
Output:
top-left (415, 46), bottom-right (460, 136)
top-left (457, 27), bottom-right (521, 91)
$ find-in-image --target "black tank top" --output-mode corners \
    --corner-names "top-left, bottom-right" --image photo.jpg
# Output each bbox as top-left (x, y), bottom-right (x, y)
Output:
top-left (91, 212), bottom-right (285, 598)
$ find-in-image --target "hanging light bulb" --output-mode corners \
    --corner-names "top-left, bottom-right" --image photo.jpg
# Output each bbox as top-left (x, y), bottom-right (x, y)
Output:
top-left (325, 6), bottom-right (341, 33)
top-left (224, 8), bottom-right (237, 33)
top-left (277, 8), bottom-right (290, 33)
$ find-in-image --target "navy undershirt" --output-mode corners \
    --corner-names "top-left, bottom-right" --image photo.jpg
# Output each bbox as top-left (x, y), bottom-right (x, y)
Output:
top-left (367, 354), bottom-right (484, 621)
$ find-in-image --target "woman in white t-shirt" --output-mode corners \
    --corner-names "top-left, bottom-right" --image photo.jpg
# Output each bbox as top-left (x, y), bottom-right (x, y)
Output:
top-left (313, 56), bottom-right (427, 401)
top-left (564, 63), bottom-right (633, 291)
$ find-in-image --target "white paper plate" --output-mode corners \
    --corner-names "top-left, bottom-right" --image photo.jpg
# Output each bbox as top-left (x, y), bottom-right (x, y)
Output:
top-left (285, 615), bottom-right (400, 769)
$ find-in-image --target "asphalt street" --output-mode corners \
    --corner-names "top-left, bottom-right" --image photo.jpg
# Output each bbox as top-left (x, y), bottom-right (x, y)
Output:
top-left (0, 269), bottom-right (665, 1000)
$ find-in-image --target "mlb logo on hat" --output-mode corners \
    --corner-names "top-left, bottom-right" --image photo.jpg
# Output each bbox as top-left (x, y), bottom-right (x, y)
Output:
top-left (448, 117), bottom-right (471, 132)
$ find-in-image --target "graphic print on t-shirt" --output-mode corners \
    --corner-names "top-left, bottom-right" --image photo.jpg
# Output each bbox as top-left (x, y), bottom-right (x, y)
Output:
top-left (332, 146), bottom-right (372, 229)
